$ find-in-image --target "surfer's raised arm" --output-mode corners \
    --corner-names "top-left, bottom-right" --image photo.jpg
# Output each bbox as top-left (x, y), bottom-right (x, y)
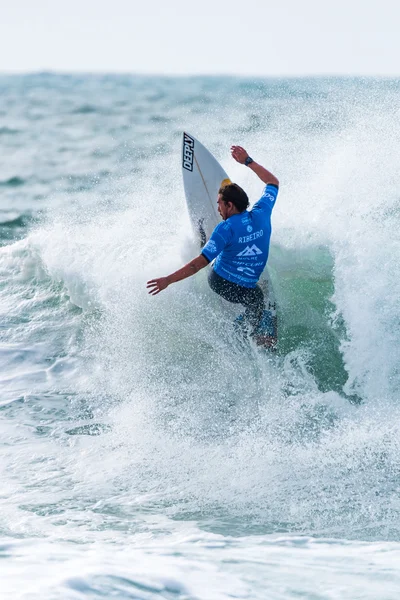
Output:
top-left (231, 146), bottom-right (279, 187)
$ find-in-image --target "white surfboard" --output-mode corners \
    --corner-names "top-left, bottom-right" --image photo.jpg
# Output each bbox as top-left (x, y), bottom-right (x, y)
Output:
top-left (181, 132), bottom-right (277, 343)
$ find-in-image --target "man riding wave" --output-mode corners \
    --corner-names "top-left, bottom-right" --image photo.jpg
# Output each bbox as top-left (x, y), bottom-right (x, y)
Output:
top-left (147, 145), bottom-right (279, 346)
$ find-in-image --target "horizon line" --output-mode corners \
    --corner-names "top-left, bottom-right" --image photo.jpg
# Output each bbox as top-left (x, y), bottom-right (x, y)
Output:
top-left (1, 69), bottom-right (400, 80)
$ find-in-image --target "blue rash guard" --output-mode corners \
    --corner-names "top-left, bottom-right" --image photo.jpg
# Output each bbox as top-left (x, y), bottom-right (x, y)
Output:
top-left (201, 184), bottom-right (279, 288)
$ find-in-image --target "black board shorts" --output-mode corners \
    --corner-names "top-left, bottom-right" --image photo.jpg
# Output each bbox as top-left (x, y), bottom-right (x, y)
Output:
top-left (208, 269), bottom-right (265, 330)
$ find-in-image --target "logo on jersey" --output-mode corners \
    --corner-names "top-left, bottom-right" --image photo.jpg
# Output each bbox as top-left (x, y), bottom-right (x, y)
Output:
top-left (205, 239), bottom-right (217, 254)
top-left (264, 192), bottom-right (275, 203)
top-left (182, 133), bottom-right (194, 171)
top-left (246, 225), bottom-right (253, 233)
top-left (237, 244), bottom-right (263, 257)
top-left (237, 266), bottom-right (256, 276)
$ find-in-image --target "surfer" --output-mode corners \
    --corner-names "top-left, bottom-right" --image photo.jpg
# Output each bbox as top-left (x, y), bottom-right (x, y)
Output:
top-left (147, 145), bottom-right (279, 345)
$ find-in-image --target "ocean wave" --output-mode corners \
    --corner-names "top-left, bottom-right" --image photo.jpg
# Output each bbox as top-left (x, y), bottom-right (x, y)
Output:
top-left (0, 126), bottom-right (20, 135)
top-left (1, 75), bottom-right (400, 597)
top-left (0, 176), bottom-right (25, 187)
top-left (71, 104), bottom-right (98, 114)
top-left (0, 215), bottom-right (28, 228)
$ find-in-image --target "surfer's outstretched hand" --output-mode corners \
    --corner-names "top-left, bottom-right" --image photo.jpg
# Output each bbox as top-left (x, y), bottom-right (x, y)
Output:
top-left (231, 145), bottom-right (249, 164)
top-left (147, 277), bottom-right (169, 295)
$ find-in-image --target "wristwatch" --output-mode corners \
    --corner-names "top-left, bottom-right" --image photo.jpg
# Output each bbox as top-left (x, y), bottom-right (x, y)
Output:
top-left (244, 156), bottom-right (254, 166)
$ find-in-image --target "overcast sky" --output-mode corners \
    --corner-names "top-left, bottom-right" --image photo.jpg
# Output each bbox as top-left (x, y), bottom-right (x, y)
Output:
top-left (1, 0), bottom-right (399, 76)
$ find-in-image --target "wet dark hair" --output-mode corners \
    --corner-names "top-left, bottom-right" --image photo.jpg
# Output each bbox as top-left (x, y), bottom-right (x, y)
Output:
top-left (218, 183), bottom-right (249, 212)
